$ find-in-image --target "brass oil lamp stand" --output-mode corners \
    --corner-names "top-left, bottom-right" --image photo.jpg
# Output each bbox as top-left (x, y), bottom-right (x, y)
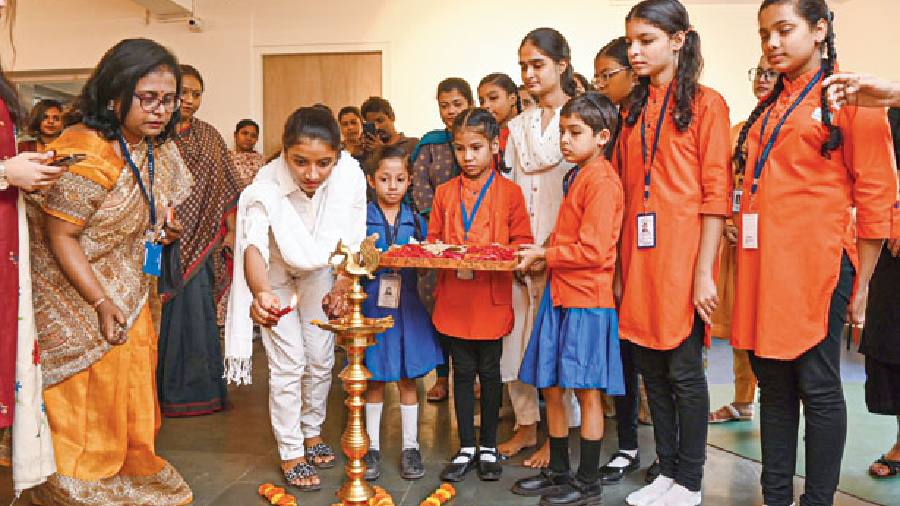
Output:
top-left (313, 236), bottom-right (393, 505)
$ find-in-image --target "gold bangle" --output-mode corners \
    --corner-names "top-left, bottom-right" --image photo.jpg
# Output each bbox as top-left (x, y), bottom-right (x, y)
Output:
top-left (91, 296), bottom-right (107, 309)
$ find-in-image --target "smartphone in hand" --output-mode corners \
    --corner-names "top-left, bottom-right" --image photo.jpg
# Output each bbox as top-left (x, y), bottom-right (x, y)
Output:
top-left (49, 153), bottom-right (87, 167)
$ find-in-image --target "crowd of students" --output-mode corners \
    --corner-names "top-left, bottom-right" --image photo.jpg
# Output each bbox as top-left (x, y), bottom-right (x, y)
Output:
top-left (1, 0), bottom-right (899, 505)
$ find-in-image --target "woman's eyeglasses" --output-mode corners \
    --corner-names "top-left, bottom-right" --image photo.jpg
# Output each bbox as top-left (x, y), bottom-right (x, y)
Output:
top-left (133, 93), bottom-right (181, 113)
top-left (748, 68), bottom-right (779, 82)
top-left (593, 67), bottom-right (628, 86)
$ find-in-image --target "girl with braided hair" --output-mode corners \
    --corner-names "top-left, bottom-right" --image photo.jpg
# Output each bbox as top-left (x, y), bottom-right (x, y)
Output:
top-left (731, 1), bottom-right (899, 505)
top-left (617, 1), bottom-right (733, 505)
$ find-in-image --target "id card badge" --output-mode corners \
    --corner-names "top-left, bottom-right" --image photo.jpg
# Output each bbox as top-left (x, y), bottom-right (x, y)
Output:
top-left (742, 213), bottom-right (759, 250)
top-left (636, 212), bottom-right (656, 249)
top-left (456, 269), bottom-right (475, 280)
top-left (143, 241), bottom-right (163, 276)
top-left (377, 273), bottom-right (401, 309)
top-left (731, 189), bottom-right (743, 214)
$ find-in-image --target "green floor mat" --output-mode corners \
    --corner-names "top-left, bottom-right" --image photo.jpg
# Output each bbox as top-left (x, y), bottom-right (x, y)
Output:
top-left (707, 383), bottom-right (899, 505)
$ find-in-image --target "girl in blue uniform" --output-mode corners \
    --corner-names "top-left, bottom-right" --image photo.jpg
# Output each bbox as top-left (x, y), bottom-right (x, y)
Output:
top-left (362, 145), bottom-right (444, 482)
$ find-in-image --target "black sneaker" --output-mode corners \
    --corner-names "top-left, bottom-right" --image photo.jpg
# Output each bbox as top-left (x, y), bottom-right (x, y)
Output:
top-left (401, 448), bottom-right (425, 480)
top-left (363, 450), bottom-right (381, 481)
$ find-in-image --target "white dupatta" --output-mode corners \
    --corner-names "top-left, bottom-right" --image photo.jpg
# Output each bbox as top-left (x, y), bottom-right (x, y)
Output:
top-left (223, 152), bottom-right (366, 385)
top-left (506, 107), bottom-right (566, 176)
top-left (12, 192), bottom-right (55, 496)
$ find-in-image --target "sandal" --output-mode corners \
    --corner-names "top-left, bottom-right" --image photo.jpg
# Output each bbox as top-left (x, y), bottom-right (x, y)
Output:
top-left (306, 442), bottom-right (337, 469)
top-left (283, 461), bottom-right (321, 492)
top-left (708, 403), bottom-right (753, 423)
top-left (869, 455), bottom-right (900, 478)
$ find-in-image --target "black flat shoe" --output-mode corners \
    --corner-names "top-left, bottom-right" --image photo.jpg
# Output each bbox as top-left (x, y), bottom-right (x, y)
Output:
top-left (599, 451), bottom-right (640, 484)
top-left (644, 460), bottom-right (661, 484)
top-left (363, 449), bottom-right (380, 481)
top-left (511, 468), bottom-right (572, 496)
top-left (476, 449), bottom-right (502, 481)
top-left (539, 476), bottom-right (603, 506)
top-left (440, 450), bottom-right (476, 482)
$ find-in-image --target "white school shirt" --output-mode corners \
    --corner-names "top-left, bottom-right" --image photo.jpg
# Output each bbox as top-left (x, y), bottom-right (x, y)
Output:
top-left (505, 106), bottom-right (574, 245)
top-left (225, 152), bottom-right (366, 384)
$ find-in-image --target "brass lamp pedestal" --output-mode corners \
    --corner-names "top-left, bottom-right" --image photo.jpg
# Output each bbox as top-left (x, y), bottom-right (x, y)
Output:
top-left (313, 236), bottom-right (393, 505)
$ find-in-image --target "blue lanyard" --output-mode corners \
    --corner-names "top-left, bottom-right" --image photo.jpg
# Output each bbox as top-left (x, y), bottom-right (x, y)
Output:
top-left (749, 67), bottom-right (824, 197)
top-left (118, 134), bottom-right (156, 226)
top-left (563, 166), bottom-right (581, 197)
top-left (375, 204), bottom-right (401, 247)
top-left (640, 83), bottom-right (673, 202)
top-left (459, 170), bottom-right (496, 241)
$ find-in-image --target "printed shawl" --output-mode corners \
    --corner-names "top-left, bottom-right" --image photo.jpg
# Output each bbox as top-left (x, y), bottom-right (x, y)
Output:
top-left (169, 118), bottom-right (240, 300)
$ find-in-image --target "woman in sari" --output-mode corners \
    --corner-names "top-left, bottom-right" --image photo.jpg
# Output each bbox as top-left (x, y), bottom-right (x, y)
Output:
top-left (29, 38), bottom-right (193, 505)
top-left (157, 64), bottom-right (239, 418)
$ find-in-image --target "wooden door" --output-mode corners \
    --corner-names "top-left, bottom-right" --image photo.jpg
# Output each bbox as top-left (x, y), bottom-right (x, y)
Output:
top-left (262, 52), bottom-right (382, 157)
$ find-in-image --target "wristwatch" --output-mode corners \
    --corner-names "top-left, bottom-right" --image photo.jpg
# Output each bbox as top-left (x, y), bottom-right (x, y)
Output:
top-left (0, 161), bottom-right (9, 190)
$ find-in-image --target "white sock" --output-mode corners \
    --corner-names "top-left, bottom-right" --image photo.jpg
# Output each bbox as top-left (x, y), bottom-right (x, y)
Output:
top-left (479, 446), bottom-right (498, 463)
top-left (626, 475), bottom-right (674, 506)
top-left (365, 402), bottom-right (383, 451)
top-left (400, 403), bottom-right (419, 450)
top-left (649, 483), bottom-right (701, 506)
top-left (608, 449), bottom-right (638, 468)
top-left (453, 446), bottom-right (476, 463)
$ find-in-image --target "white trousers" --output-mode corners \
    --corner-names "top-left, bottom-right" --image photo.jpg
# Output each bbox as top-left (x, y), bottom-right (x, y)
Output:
top-left (260, 263), bottom-right (335, 461)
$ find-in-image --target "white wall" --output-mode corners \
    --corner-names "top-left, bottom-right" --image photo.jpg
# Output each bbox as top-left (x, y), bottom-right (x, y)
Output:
top-left (4, 0), bottom-right (898, 147)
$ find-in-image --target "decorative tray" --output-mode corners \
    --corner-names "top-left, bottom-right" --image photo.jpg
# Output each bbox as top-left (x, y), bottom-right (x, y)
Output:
top-left (378, 243), bottom-right (518, 271)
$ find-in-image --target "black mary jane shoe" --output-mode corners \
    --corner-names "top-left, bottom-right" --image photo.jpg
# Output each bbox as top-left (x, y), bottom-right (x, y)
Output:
top-left (539, 476), bottom-right (603, 506)
top-left (599, 451), bottom-right (640, 484)
top-left (440, 450), bottom-right (476, 482)
top-left (511, 468), bottom-right (573, 497)
top-left (476, 449), bottom-right (502, 481)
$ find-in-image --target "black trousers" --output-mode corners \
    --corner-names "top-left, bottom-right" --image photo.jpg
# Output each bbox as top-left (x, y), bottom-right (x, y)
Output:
top-left (614, 339), bottom-right (640, 451)
top-left (447, 336), bottom-right (503, 448)
top-left (634, 314), bottom-right (708, 491)
top-left (749, 253), bottom-right (854, 506)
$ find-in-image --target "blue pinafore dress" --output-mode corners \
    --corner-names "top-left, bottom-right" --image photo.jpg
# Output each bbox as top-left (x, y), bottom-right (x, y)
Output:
top-left (362, 202), bottom-right (444, 381)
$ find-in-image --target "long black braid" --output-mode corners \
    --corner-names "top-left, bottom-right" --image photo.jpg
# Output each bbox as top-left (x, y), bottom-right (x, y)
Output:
top-left (819, 9), bottom-right (842, 157)
top-left (624, 0), bottom-right (703, 133)
top-left (733, 77), bottom-right (785, 178)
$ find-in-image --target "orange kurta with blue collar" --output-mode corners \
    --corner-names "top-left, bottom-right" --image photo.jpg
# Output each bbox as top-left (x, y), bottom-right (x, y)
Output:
top-left (545, 156), bottom-right (623, 309)
top-left (616, 83), bottom-right (733, 350)
top-left (731, 68), bottom-right (900, 360)
top-left (428, 170), bottom-right (534, 340)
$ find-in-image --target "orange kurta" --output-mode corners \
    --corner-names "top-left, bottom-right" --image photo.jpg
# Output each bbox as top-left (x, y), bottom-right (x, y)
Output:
top-left (617, 83), bottom-right (733, 350)
top-left (731, 68), bottom-right (900, 360)
top-left (428, 170), bottom-right (534, 339)
top-left (545, 156), bottom-right (623, 308)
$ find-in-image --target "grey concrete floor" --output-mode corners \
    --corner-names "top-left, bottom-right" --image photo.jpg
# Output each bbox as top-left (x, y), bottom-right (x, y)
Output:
top-left (1, 340), bottom-right (882, 505)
